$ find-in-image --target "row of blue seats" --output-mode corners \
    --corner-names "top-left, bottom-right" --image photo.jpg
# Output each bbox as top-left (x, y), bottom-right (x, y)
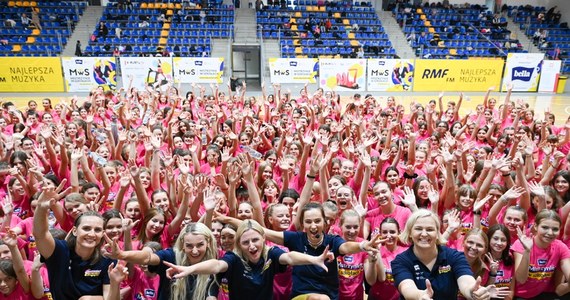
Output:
top-left (167, 37), bottom-right (211, 45)
top-left (1, 28), bottom-right (70, 36)
top-left (171, 23), bottom-right (233, 29)
top-left (89, 37), bottom-right (160, 45)
top-left (170, 30), bottom-right (229, 37)
top-left (262, 6), bottom-right (375, 12)
top-left (294, 0), bottom-right (372, 6)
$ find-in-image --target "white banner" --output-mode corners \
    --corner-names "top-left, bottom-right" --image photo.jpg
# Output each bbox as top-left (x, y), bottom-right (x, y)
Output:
top-left (120, 57), bottom-right (174, 91)
top-left (367, 59), bottom-right (414, 91)
top-left (173, 57), bottom-right (224, 84)
top-left (319, 59), bottom-right (367, 91)
top-left (538, 60), bottom-right (562, 93)
top-left (268, 58), bottom-right (318, 84)
top-left (502, 53), bottom-right (544, 92)
top-left (62, 57), bottom-right (117, 92)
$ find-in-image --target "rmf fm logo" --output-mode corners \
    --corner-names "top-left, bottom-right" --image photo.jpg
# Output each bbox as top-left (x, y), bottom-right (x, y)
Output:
top-left (422, 69), bottom-right (453, 82)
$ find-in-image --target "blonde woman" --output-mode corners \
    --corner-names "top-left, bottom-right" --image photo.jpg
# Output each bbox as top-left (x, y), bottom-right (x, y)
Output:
top-left (391, 209), bottom-right (509, 300)
top-left (106, 222), bottom-right (219, 300)
top-left (163, 219), bottom-right (331, 300)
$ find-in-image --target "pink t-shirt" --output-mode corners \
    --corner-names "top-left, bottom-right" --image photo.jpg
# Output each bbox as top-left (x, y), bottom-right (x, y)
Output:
top-left (512, 239), bottom-right (570, 298)
top-left (337, 243), bottom-right (367, 300)
top-left (369, 245), bottom-right (408, 300)
top-left (492, 257), bottom-right (514, 290)
top-left (267, 241), bottom-right (292, 300)
top-left (366, 205), bottom-right (411, 238)
top-left (127, 266), bottom-right (160, 300)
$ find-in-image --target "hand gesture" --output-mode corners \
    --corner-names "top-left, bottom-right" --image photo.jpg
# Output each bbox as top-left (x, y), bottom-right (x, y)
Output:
top-left (401, 186), bottom-right (416, 208)
top-left (427, 185), bottom-right (439, 205)
top-left (447, 209), bottom-right (461, 232)
top-left (473, 195), bottom-right (492, 213)
top-left (517, 227), bottom-right (533, 252)
top-left (419, 279), bottom-right (434, 300)
top-left (503, 186), bottom-right (526, 202)
top-left (203, 187), bottom-right (219, 212)
top-left (470, 276), bottom-right (490, 300)
top-left (485, 253), bottom-right (499, 273)
top-left (2, 229), bottom-right (18, 248)
top-left (314, 245), bottom-right (334, 272)
top-left (164, 261), bottom-right (193, 279)
top-left (108, 261), bottom-right (129, 284)
top-left (2, 194), bottom-right (13, 216)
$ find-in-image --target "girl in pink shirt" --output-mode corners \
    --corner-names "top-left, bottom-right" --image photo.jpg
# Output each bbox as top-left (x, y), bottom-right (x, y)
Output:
top-left (513, 209), bottom-right (570, 299)
top-left (486, 224), bottom-right (515, 299)
top-left (337, 210), bottom-right (376, 300)
top-left (368, 217), bottom-right (407, 300)
top-left (265, 203), bottom-right (293, 300)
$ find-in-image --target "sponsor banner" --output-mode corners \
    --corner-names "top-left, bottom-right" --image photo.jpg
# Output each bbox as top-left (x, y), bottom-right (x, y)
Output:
top-left (367, 59), bottom-right (414, 91)
top-left (173, 57), bottom-right (224, 83)
top-left (62, 57), bottom-right (117, 92)
top-left (268, 58), bottom-right (318, 84)
top-left (319, 59), bottom-right (366, 91)
top-left (538, 60), bottom-right (561, 93)
top-left (0, 57), bottom-right (64, 92)
top-left (120, 57), bottom-right (173, 91)
top-left (502, 53), bottom-right (544, 92)
top-left (413, 59), bottom-right (504, 91)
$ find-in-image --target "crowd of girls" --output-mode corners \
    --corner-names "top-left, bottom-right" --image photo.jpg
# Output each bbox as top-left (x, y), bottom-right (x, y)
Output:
top-left (0, 80), bottom-right (569, 300)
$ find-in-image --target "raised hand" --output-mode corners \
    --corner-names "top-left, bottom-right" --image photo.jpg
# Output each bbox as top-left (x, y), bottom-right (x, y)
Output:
top-left (314, 245), bottom-right (334, 272)
top-left (473, 195), bottom-right (492, 213)
top-left (485, 253), bottom-right (499, 274)
top-left (401, 186), bottom-right (417, 208)
top-left (447, 209), bottom-right (461, 232)
top-left (420, 279), bottom-right (434, 300)
top-left (517, 227), bottom-right (533, 252)
top-left (503, 186), bottom-right (526, 202)
top-left (108, 261), bottom-right (129, 284)
top-left (427, 185), bottom-right (439, 205)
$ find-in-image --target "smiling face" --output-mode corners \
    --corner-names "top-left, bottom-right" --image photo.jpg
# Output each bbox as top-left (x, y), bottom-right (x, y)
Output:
top-left (489, 230), bottom-right (507, 255)
top-left (237, 202), bottom-right (253, 220)
top-left (303, 208), bottom-right (324, 242)
top-left (534, 218), bottom-right (560, 248)
top-left (411, 216), bottom-right (438, 249)
top-left (373, 182), bottom-right (392, 207)
top-left (503, 209), bottom-right (525, 234)
top-left (268, 205), bottom-right (291, 231)
top-left (183, 233), bottom-right (208, 265)
top-left (554, 175), bottom-right (569, 195)
top-left (336, 187), bottom-right (352, 210)
top-left (341, 215), bottom-right (360, 242)
top-left (145, 214), bottom-right (165, 237)
top-left (239, 229), bottom-right (265, 264)
top-left (0, 269), bottom-right (16, 296)
top-left (73, 215), bottom-right (105, 251)
top-left (463, 233), bottom-right (486, 261)
top-left (220, 227), bottom-right (236, 251)
top-left (105, 217), bottom-right (123, 240)
top-left (381, 222), bottom-right (399, 246)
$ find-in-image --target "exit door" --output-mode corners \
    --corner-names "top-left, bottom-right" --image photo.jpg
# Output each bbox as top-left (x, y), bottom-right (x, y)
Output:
top-left (232, 44), bottom-right (261, 87)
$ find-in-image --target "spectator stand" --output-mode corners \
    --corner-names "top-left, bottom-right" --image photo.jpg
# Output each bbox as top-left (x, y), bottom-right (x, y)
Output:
top-left (85, 0), bottom-right (233, 57)
top-left (1, 0), bottom-right (85, 56)
top-left (257, 0), bottom-right (395, 59)
top-left (395, 3), bottom-right (524, 60)
top-left (508, 5), bottom-right (570, 73)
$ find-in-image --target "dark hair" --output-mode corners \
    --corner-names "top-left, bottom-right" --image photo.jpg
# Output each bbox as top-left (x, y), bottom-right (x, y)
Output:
top-left (102, 209), bottom-right (122, 226)
top-left (380, 217), bottom-right (400, 232)
top-left (552, 171), bottom-right (570, 204)
top-left (486, 224), bottom-right (513, 266)
top-left (279, 189), bottom-right (300, 203)
top-left (9, 151), bottom-right (29, 167)
top-left (0, 260), bottom-right (16, 278)
top-left (299, 202), bottom-right (326, 224)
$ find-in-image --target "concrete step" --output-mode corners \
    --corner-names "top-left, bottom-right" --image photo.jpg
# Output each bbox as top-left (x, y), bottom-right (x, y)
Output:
top-left (62, 6), bottom-right (105, 56)
top-left (506, 16), bottom-right (540, 53)
top-left (377, 9), bottom-right (415, 58)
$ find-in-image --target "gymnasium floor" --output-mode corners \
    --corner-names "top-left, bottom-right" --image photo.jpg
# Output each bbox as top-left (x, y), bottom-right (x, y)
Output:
top-left (1, 87), bottom-right (569, 126)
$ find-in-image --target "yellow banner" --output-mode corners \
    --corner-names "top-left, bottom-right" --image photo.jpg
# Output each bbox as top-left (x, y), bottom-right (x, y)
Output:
top-left (0, 57), bottom-right (64, 92)
top-left (413, 59), bottom-right (504, 92)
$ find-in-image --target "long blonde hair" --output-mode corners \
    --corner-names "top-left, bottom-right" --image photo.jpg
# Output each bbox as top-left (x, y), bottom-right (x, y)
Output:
top-left (234, 220), bottom-right (270, 271)
top-left (171, 223), bottom-right (217, 300)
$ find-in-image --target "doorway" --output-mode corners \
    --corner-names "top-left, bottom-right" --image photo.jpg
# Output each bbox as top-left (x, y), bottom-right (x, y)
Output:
top-left (232, 44), bottom-right (261, 90)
